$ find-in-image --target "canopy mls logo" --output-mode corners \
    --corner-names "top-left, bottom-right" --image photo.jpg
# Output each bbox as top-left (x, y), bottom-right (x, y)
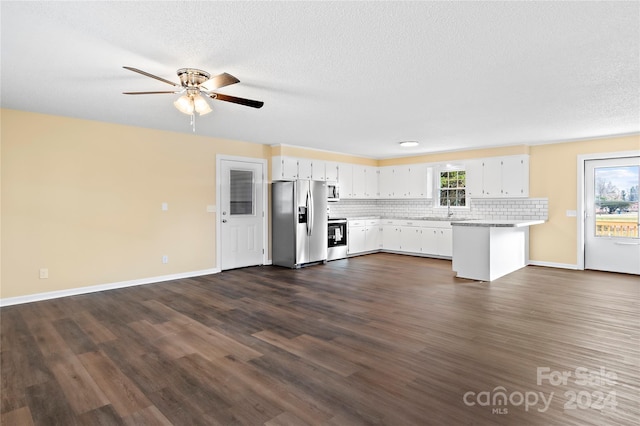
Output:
top-left (463, 387), bottom-right (552, 414)
top-left (462, 366), bottom-right (618, 415)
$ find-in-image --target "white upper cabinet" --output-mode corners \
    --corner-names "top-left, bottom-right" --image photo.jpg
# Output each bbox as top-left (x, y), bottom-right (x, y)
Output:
top-left (501, 155), bottom-right (529, 197)
top-left (378, 166), bottom-right (396, 198)
top-left (351, 165), bottom-right (378, 198)
top-left (273, 154), bottom-right (524, 199)
top-left (325, 161), bottom-right (339, 182)
top-left (338, 163), bottom-right (354, 198)
top-left (482, 157), bottom-right (503, 198)
top-left (366, 166), bottom-right (379, 198)
top-left (272, 156), bottom-right (329, 182)
top-left (465, 159), bottom-right (484, 198)
top-left (352, 165), bottom-right (367, 198)
top-left (406, 164), bottom-right (432, 198)
top-left (311, 160), bottom-right (325, 181)
top-left (394, 166), bottom-right (410, 197)
top-left (297, 158), bottom-right (313, 180)
top-left (272, 156), bottom-right (298, 180)
top-left (377, 165), bottom-right (433, 199)
top-left (469, 155), bottom-right (529, 198)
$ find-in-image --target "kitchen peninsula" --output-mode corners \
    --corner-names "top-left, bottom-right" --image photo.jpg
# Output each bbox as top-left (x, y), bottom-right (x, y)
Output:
top-left (451, 220), bottom-right (545, 281)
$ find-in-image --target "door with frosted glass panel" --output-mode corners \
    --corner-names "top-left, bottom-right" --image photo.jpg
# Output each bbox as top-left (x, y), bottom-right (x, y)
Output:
top-left (585, 157), bottom-right (639, 274)
top-left (220, 160), bottom-right (264, 270)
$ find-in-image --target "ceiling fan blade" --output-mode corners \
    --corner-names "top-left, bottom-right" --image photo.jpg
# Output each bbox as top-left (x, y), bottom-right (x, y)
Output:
top-left (210, 93), bottom-right (264, 109)
top-left (201, 72), bottom-right (240, 91)
top-left (122, 91), bottom-right (180, 95)
top-left (123, 66), bottom-right (180, 87)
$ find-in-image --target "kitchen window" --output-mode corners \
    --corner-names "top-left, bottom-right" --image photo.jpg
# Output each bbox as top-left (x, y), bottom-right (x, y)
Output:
top-left (439, 169), bottom-right (466, 207)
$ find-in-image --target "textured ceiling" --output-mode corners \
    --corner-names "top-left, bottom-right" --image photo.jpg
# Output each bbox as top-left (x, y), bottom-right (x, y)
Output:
top-left (1, 1), bottom-right (638, 158)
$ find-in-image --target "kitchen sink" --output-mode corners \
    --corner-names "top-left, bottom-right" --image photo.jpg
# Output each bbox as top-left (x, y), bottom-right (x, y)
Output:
top-left (417, 216), bottom-right (472, 221)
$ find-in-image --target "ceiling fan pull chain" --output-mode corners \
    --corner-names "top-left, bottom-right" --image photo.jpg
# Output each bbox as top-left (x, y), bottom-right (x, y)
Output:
top-left (191, 113), bottom-right (196, 132)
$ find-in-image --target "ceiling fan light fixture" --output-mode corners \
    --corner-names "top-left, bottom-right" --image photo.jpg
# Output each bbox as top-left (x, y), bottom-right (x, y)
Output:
top-left (399, 141), bottom-right (419, 148)
top-left (123, 66), bottom-right (263, 132)
top-left (173, 95), bottom-right (194, 115)
top-left (193, 94), bottom-right (212, 115)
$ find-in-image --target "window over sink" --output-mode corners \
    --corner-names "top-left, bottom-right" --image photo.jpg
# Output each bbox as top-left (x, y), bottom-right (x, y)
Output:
top-left (439, 169), bottom-right (467, 207)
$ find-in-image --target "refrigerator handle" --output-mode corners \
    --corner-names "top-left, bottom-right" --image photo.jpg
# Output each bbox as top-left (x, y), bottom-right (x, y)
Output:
top-left (309, 187), bottom-right (314, 236)
top-left (306, 191), bottom-right (311, 236)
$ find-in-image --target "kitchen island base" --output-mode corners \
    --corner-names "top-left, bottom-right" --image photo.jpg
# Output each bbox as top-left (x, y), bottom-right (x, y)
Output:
top-left (452, 220), bottom-right (544, 281)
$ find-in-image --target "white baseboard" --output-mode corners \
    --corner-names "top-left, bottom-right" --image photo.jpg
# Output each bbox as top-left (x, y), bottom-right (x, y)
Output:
top-left (0, 268), bottom-right (221, 307)
top-left (527, 260), bottom-right (580, 270)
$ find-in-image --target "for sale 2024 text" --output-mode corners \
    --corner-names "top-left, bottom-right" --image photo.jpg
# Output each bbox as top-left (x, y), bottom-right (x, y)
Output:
top-left (537, 367), bottom-right (618, 412)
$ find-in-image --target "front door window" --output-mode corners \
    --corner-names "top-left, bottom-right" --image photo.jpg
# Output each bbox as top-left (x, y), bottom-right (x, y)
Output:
top-left (229, 169), bottom-right (254, 216)
top-left (593, 165), bottom-right (639, 238)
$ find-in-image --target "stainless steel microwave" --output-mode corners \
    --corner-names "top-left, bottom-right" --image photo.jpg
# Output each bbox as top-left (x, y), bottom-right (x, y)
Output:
top-left (327, 182), bottom-right (339, 202)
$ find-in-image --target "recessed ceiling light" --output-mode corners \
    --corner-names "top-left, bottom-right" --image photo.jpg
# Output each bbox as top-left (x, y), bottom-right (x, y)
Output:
top-left (399, 141), bottom-right (419, 147)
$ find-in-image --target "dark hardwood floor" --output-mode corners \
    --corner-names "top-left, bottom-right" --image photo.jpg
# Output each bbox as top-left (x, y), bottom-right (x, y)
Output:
top-left (1, 253), bottom-right (639, 425)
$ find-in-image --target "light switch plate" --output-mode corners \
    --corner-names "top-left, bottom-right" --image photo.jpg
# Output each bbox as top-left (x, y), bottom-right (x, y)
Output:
top-left (566, 210), bottom-right (577, 217)
top-left (162, 202), bottom-right (168, 211)
top-left (206, 205), bottom-right (216, 213)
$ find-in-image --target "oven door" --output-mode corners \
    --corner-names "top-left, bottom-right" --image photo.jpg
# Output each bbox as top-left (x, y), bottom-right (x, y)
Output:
top-left (328, 222), bottom-right (347, 247)
top-left (327, 220), bottom-right (348, 260)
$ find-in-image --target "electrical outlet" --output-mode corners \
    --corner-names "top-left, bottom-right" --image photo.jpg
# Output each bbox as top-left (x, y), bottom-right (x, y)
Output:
top-left (162, 202), bottom-right (168, 211)
top-left (162, 255), bottom-right (168, 264)
top-left (39, 268), bottom-right (49, 279)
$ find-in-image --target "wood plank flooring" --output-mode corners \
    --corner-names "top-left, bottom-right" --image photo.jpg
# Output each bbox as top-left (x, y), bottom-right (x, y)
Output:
top-left (1, 253), bottom-right (639, 425)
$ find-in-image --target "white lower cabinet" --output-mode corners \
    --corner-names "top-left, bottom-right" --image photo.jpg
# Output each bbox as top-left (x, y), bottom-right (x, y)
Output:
top-left (351, 219), bottom-right (452, 258)
top-left (348, 222), bottom-right (366, 254)
top-left (365, 220), bottom-right (381, 251)
top-left (422, 227), bottom-right (453, 256)
top-left (381, 221), bottom-right (401, 251)
top-left (421, 228), bottom-right (439, 255)
top-left (400, 224), bottom-right (422, 253)
top-left (348, 220), bottom-right (379, 254)
top-left (437, 228), bottom-right (453, 257)
top-left (397, 221), bottom-right (453, 257)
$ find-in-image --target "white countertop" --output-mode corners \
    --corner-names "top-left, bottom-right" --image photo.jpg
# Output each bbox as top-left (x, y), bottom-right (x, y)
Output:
top-left (451, 219), bottom-right (545, 227)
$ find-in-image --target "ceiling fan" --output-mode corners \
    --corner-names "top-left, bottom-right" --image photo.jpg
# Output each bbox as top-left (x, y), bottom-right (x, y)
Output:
top-left (123, 66), bottom-right (263, 131)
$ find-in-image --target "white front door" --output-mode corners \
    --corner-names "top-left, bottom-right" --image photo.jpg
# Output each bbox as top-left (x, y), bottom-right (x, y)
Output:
top-left (585, 157), bottom-right (639, 274)
top-left (219, 159), bottom-right (265, 270)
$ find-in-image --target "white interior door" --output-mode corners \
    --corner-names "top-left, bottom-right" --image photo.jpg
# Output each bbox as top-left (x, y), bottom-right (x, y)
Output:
top-left (585, 157), bottom-right (639, 274)
top-left (220, 159), bottom-right (265, 270)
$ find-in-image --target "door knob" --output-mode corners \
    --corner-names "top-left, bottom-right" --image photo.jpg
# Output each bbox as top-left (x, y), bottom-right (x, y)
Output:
top-left (222, 219), bottom-right (227, 223)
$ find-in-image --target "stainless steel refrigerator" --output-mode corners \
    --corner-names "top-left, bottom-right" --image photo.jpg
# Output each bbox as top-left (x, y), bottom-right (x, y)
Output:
top-left (272, 180), bottom-right (328, 268)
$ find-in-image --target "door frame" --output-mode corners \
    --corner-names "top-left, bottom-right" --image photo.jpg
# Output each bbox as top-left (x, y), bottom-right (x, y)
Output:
top-left (216, 154), bottom-right (269, 270)
top-left (576, 150), bottom-right (638, 270)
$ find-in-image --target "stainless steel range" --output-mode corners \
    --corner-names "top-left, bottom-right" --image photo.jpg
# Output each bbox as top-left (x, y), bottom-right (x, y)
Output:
top-left (327, 218), bottom-right (348, 260)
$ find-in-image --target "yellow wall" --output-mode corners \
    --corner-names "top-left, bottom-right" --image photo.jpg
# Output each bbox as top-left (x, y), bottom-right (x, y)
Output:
top-left (2, 108), bottom-right (638, 300)
top-left (1, 109), bottom-right (270, 299)
top-left (528, 135), bottom-right (640, 265)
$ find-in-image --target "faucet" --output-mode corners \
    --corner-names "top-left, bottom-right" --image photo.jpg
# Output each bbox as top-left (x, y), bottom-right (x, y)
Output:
top-left (447, 199), bottom-right (454, 218)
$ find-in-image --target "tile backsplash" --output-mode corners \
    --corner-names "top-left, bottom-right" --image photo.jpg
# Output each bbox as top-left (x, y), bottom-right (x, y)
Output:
top-left (328, 197), bottom-right (548, 221)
